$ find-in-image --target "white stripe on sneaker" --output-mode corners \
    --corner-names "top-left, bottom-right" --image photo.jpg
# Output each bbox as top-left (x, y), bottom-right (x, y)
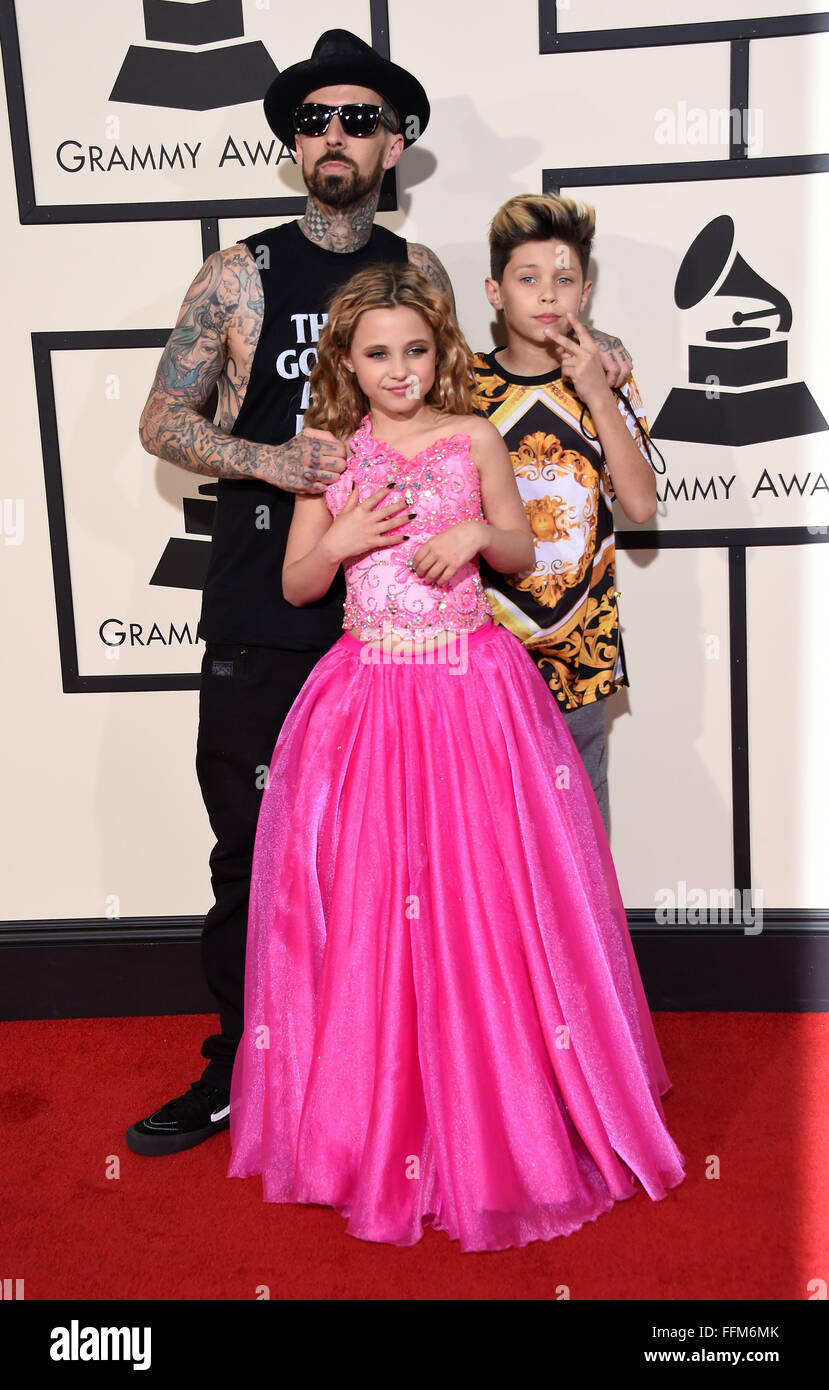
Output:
top-left (210, 1105), bottom-right (230, 1122)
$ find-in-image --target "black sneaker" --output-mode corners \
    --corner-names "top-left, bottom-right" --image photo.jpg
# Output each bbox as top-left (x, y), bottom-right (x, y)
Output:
top-left (126, 1080), bottom-right (230, 1155)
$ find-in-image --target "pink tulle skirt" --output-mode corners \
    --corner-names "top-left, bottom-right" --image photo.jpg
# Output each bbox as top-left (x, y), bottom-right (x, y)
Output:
top-left (227, 620), bottom-right (685, 1251)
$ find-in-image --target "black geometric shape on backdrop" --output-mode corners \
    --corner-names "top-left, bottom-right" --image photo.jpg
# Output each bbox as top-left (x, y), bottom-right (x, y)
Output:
top-left (652, 215), bottom-right (827, 447)
top-left (1, 0), bottom-right (397, 222)
top-left (537, 3), bottom-right (829, 53)
top-left (688, 341), bottom-right (786, 389)
top-left (110, 43), bottom-right (278, 111)
top-left (143, 0), bottom-right (244, 46)
top-left (675, 215), bottom-right (792, 333)
top-left (150, 490), bottom-right (216, 589)
top-left (150, 537), bottom-right (212, 590)
top-left (653, 382), bottom-right (828, 448)
top-left (182, 496), bottom-right (215, 536)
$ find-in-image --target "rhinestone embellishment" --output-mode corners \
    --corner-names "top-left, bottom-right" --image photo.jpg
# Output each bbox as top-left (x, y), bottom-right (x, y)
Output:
top-left (328, 417), bottom-right (493, 643)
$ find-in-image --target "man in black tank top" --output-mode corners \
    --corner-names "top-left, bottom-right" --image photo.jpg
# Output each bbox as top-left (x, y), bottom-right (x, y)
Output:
top-left (199, 218), bottom-right (408, 649)
top-left (129, 31), bottom-right (634, 1155)
top-left (127, 31), bottom-right (441, 1155)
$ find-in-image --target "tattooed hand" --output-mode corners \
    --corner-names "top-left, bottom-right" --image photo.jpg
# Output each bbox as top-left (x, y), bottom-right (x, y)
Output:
top-left (265, 428), bottom-right (348, 494)
top-left (587, 327), bottom-right (633, 388)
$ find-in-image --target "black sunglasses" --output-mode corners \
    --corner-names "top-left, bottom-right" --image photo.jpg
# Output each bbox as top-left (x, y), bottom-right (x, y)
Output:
top-left (293, 103), bottom-right (392, 138)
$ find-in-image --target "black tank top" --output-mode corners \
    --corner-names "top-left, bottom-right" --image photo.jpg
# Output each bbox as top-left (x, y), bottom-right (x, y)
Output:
top-left (197, 219), bottom-right (408, 648)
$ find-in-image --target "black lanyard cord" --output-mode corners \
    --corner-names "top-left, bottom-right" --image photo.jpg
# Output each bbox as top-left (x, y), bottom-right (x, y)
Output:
top-left (577, 388), bottom-right (667, 476)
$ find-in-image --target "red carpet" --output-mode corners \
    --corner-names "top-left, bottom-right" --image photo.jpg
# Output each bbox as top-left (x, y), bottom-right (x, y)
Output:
top-left (1, 1012), bottom-right (826, 1300)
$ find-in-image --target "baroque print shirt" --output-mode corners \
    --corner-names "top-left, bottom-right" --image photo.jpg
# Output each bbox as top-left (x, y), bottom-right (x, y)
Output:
top-left (471, 350), bottom-right (651, 710)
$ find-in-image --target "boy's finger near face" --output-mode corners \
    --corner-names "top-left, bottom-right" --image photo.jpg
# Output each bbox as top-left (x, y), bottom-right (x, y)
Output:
top-left (565, 312), bottom-right (591, 338)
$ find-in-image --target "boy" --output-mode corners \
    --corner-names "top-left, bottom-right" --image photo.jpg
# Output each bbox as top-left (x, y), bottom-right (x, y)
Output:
top-left (472, 194), bottom-right (657, 829)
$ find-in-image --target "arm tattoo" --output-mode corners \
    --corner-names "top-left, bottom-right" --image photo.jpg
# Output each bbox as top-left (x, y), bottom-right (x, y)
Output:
top-left (139, 395), bottom-right (345, 492)
top-left (587, 327), bottom-right (632, 364)
top-left (140, 244), bottom-right (348, 493)
top-left (139, 244), bottom-right (268, 475)
top-left (407, 243), bottom-right (456, 311)
top-left (139, 250), bottom-right (345, 494)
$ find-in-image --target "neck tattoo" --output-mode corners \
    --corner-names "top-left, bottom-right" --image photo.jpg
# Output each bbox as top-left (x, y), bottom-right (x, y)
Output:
top-left (299, 190), bottom-right (380, 253)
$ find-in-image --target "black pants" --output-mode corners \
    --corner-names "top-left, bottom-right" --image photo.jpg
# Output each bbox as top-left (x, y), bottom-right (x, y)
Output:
top-left (195, 640), bottom-right (333, 1090)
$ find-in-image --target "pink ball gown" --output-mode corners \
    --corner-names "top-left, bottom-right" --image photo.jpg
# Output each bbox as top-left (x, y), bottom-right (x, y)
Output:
top-left (227, 414), bottom-right (685, 1251)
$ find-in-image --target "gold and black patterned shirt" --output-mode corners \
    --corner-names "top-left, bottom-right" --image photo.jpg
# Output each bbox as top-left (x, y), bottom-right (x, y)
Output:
top-left (471, 349), bottom-right (650, 710)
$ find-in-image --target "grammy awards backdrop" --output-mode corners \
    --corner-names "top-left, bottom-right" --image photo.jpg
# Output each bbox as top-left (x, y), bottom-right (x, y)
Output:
top-left (1, 0), bottom-right (828, 1016)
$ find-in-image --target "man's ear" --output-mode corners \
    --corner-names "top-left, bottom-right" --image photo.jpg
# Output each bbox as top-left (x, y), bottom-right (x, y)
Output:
top-left (484, 276), bottom-right (503, 312)
top-left (580, 278), bottom-right (593, 313)
top-left (382, 131), bottom-right (405, 171)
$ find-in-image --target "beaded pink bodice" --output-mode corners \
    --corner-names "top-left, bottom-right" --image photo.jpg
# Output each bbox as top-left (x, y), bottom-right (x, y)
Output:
top-left (325, 415), bottom-right (493, 641)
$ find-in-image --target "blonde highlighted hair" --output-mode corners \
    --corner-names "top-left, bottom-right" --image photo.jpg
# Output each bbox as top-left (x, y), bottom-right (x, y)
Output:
top-left (489, 193), bottom-right (596, 280)
top-left (304, 262), bottom-right (476, 438)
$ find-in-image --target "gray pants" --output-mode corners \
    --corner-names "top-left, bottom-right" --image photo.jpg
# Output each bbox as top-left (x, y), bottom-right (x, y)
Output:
top-left (561, 696), bottom-right (610, 833)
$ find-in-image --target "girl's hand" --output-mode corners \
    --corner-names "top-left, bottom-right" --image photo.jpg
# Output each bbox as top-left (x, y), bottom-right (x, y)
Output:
top-left (320, 483), bottom-right (412, 564)
top-left (543, 312), bottom-right (613, 408)
top-left (411, 520), bottom-right (487, 588)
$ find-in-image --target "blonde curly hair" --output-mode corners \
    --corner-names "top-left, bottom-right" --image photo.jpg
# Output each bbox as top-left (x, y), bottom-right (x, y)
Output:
top-left (304, 262), bottom-right (477, 438)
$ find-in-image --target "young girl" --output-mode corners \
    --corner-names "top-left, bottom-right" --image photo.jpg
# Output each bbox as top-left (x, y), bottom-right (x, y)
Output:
top-left (227, 263), bottom-right (684, 1251)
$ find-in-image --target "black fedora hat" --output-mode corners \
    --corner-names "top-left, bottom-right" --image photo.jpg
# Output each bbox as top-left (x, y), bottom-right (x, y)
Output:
top-left (264, 29), bottom-right (429, 150)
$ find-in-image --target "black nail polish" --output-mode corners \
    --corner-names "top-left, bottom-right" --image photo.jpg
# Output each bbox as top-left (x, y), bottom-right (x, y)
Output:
top-left (408, 512), bottom-right (417, 519)
top-left (386, 481), bottom-right (395, 488)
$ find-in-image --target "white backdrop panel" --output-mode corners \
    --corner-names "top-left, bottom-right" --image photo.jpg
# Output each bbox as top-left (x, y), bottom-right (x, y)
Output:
top-left (565, 177), bottom-right (829, 534)
top-left (749, 33), bottom-right (829, 158)
top-left (388, 0), bottom-right (732, 346)
top-left (0, 106), bottom-right (215, 918)
top-left (12, 0), bottom-right (373, 208)
top-left (747, 543), bottom-right (829, 908)
top-left (557, 0), bottom-right (826, 29)
top-left (50, 346), bottom-right (206, 680)
top-left (1, 1), bottom-right (826, 926)
top-left (607, 546), bottom-right (733, 907)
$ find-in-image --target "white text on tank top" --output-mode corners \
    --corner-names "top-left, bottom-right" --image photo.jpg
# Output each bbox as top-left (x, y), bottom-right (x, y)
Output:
top-left (274, 311), bottom-right (328, 434)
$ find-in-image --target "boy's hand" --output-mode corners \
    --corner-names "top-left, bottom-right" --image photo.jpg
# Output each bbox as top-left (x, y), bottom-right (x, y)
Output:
top-left (320, 484), bottom-right (411, 564)
top-left (586, 327), bottom-right (632, 388)
top-left (544, 314), bottom-right (613, 408)
top-left (411, 520), bottom-right (486, 587)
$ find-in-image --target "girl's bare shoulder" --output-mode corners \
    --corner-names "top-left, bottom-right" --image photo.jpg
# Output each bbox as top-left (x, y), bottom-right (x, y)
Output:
top-left (437, 412), bottom-right (496, 444)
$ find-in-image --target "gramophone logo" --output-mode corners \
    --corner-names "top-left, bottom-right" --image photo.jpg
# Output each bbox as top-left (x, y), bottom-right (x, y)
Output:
top-left (150, 483), bottom-right (215, 590)
top-left (110, 0), bottom-right (278, 111)
top-left (652, 215), bottom-right (827, 447)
